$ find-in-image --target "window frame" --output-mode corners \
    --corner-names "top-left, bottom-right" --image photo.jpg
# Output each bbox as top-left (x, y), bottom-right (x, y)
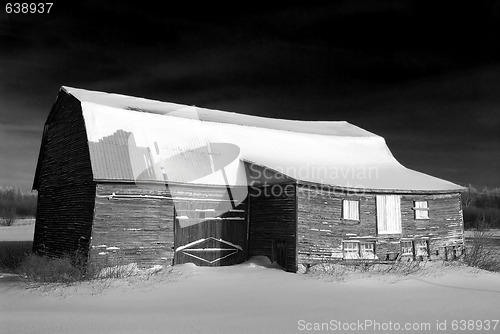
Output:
top-left (413, 200), bottom-right (430, 220)
top-left (376, 195), bottom-right (402, 235)
top-left (360, 241), bottom-right (376, 259)
top-left (342, 199), bottom-right (360, 221)
top-left (415, 239), bottom-right (429, 257)
top-left (400, 240), bottom-right (414, 256)
top-left (342, 241), bottom-right (360, 259)
top-left (342, 241), bottom-right (376, 259)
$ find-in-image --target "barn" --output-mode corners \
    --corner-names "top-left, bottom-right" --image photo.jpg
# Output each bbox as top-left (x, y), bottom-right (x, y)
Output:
top-left (32, 86), bottom-right (465, 272)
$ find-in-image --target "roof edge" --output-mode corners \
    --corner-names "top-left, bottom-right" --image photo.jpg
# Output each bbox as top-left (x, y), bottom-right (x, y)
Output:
top-left (297, 180), bottom-right (465, 194)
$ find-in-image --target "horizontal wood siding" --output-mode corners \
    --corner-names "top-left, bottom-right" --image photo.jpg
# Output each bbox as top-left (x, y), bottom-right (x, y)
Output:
top-left (248, 184), bottom-right (297, 272)
top-left (297, 185), bottom-right (464, 267)
top-left (32, 91), bottom-right (96, 259)
top-left (91, 184), bottom-right (248, 268)
top-left (90, 183), bottom-right (174, 268)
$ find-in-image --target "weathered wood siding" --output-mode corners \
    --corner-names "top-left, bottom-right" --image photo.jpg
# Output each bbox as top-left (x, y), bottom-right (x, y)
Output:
top-left (32, 91), bottom-right (96, 259)
top-left (173, 186), bottom-right (248, 267)
top-left (297, 185), bottom-right (464, 267)
top-left (90, 183), bottom-right (174, 268)
top-left (91, 183), bottom-right (248, 268)
top-left (248, 184), bottom-right (297, 272)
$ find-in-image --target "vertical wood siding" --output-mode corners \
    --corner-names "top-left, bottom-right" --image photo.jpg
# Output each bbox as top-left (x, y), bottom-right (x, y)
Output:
top-left (297, 185), bottom-right (464, 267)
top-left (248, 184), bottom-right (297, 272)
top-left (32, 91), bottom-right (96, 259)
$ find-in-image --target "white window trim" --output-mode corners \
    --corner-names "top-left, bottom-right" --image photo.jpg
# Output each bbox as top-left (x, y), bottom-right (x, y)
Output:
top-left (376, 195), bottom-right (402, 234)
top-left (415, 239), bottom-right (429, 256)
top-left (342, 241), bottom-right (376, 259)
top-left (342, 199), bottom-right (360, 221)
top-left (400, 240), bottom-right (414, 256)
top-left (413, 201), bottom-right (430, 220)
top-left (360, 242), bottom-right (376, 259)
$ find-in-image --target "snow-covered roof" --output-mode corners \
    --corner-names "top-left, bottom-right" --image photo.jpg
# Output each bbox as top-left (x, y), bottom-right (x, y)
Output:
top-left (61, 86), bottom-right (463, 192)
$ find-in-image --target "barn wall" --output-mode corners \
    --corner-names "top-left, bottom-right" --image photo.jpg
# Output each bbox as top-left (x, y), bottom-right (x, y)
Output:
top-left (32, 91), bottom-right (96, 259)
top-left (248, 183), bottom-right (297, 272)
top-left (297, 185), bottom-right (464, 267)
top-left (90, 183), bottom-right (174, 268)
top-left (90, 183), bottom-right (249, 268)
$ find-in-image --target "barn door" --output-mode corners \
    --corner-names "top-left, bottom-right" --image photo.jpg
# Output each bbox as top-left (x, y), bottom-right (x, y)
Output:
top-left (173, 194), bottom-right (248, 266)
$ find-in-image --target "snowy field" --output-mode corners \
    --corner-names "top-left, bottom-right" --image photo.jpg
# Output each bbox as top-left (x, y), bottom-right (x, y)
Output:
top-left (1, 222), bottom-right (500, 334)
top-left (0, 219), bottom-right (35, 241)
top-left (1, 257), bottom-right (499, 334)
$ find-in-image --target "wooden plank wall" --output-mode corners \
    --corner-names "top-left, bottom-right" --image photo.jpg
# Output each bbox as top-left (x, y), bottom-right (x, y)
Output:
top-left (90, 183), bottom-right (174, 268)
top-left (248, 184), bottom-right (297, 272)
top-left (173, 186), bottom-right (248, 266)
top-left (297, 185), bottom-right (464, 267)
top-left (32, 91), bottom-right (96, 259)
top-left (91, 183), bottom-right (249, 268)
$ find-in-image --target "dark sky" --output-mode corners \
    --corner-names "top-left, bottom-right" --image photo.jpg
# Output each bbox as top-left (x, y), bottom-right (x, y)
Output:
top-left (1, 1), bottom-right (500, 191)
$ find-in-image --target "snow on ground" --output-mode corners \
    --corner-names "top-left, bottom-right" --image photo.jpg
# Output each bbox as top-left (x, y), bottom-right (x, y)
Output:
top-left (0, 219), bottom-right (35, 241)
top-left (1, 257), bottom-right (499, 334)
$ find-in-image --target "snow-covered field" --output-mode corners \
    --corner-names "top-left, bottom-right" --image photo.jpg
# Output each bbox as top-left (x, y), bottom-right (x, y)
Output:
top-left (0, 219), bottom-right (35, 241)
top-left (1, 222), bottom-right (499, 334)
top-left (1, 257), bottom-right (499, 334)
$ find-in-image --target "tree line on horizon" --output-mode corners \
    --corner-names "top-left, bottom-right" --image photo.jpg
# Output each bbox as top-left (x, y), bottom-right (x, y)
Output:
top-left (462, 185), bottom-right (500, 229)
top-left (0, 185), bottom-right (499, 228)
top-left (0, 186), bottom-right (37, 225)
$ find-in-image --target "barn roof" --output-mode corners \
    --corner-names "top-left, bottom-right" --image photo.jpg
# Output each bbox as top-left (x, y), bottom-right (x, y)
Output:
top-left (37, 86), bottom-right (465, 193)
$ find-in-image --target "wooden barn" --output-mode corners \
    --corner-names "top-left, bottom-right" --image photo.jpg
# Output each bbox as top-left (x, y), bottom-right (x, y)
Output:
top-left (32, 86), bottom-right (465, 272)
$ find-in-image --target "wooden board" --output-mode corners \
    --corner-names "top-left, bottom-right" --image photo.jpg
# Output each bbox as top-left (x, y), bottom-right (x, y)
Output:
top-left (173, 187), bottom-right (248, 266)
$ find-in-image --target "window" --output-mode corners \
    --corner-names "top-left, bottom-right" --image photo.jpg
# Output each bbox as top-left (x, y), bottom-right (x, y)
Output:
top-left (376, 195), bottom-right (402, 234)
top-left (360, 242), bottom-right (376, 259)
top-left (401, 240), bottom-right (414, 256)
top-left (343, 242), bottom-right (360, 259)
top-left (414, 201), bottom-right (429, 219)
top-left (343, 241), bottom-right (376, 259)
top-left (415, 240), bottom-right (429, 257)
top-left (342, 199), bottom-right (360, 221)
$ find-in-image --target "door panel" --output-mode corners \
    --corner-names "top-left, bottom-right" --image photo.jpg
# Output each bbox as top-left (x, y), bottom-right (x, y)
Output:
top-left (174, 199), bottom-right (247, 266)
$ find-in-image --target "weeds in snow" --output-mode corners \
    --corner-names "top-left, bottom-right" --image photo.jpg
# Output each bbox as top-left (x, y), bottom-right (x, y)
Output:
top-left (464, 218), bottom-right (500, 272)
top-left (16, 254), bottom-right (85, 284)
top-left (0, 241), bottom-right (33, 271)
